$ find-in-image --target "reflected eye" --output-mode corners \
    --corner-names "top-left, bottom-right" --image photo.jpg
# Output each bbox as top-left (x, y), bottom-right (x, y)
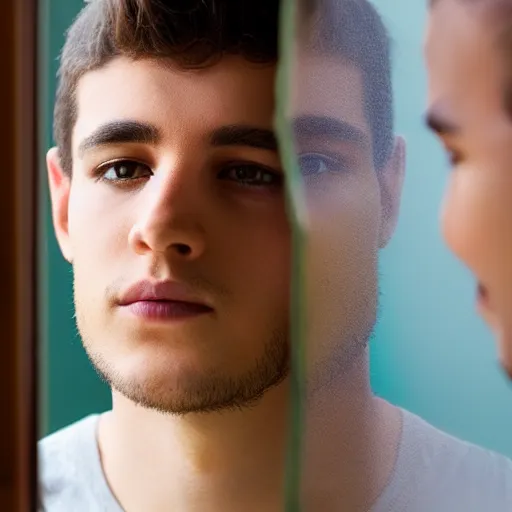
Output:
top-left (97, 160), bottom-right (153, 182)
top-left (299, 153), bottom-right (346, 176)
top-left (219, 164), bottom-right (281, 187)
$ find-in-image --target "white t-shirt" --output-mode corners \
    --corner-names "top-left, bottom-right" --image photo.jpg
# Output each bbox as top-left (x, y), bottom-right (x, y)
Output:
top-left (38, 408), bottom-right (512, 511)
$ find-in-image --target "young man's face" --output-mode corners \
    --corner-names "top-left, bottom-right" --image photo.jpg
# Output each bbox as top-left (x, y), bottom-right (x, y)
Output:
top-left (49, 57), bottom-right (290, 414)
top-left (47, 52), bottom-right (402, 414)
top-left (426, 0), bottom-right (512, 379)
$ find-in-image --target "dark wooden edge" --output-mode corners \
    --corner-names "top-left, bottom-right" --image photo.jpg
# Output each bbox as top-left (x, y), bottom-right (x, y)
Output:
top-left (0, 0), bottom-right (39, 510)
top-left (16, 0), bottom-right (40, 509)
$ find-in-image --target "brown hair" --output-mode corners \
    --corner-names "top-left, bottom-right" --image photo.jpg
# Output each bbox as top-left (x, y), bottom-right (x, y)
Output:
top-left (53, 0), bottom-right (393, 175)
top-left (54, 0), bottom-right (279, 174)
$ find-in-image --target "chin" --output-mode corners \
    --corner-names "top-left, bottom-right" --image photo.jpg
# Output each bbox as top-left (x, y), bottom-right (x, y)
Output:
top-left (123, 347), bottom-right (218, 379)
top-left (106, 360), bottom-right (226, 414)
top-left (90, 339), bottom-right (211, 381)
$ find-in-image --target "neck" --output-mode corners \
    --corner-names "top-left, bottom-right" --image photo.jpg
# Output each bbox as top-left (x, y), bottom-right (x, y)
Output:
top-left (300, 357), bottom-right (402, 511)
top-left (98, 357), bottom-right (401, 512)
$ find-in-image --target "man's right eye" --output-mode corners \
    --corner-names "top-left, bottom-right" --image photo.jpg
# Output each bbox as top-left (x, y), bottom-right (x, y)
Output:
top-left (96, 160), bottom-right (153, 182)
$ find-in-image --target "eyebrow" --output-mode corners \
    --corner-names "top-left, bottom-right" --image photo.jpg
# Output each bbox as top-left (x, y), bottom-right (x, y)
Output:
top-left (77, 120), bottom-right (161, 158)
top-left (425, 105), bottom-right (460, 135)
top-left (78, 121), bottom-right (278, 157)
top-left (210, 125), bottom-right (278, 152)
top-left (292, 115), bottom-right (370, 147)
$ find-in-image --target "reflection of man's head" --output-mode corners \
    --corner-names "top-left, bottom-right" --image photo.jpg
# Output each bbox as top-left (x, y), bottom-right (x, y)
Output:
top-left (292, 0), bottom-right (405, 388)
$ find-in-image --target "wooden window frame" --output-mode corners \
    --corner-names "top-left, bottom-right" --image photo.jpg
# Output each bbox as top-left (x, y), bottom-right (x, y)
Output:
top-left (0, 0), bottom-right (40, 509)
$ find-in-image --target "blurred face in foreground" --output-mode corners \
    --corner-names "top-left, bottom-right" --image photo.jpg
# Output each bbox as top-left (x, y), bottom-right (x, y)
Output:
top-left (426, 0), bottom-right (512, 379)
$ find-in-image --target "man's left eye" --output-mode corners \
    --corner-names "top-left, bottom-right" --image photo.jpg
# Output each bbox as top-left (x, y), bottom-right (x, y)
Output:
top-left (220, 164), bottom-right (282, 186)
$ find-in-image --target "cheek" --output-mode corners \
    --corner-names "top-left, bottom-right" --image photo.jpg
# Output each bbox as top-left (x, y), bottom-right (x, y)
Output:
top-left (249, 209), bottom-right (291, 291)
top-left (219, 206), bottom-right (292, 339)
top-left (68, 184), bottom-right (129, 254)
top-left (305, 175), bottom-right (381, 269)
top-left (67, 185), bottom-right (131, 301)
top-left (441, 170), bottom-right (496, 276)
top-left (304, 177), bottom-right (381, 320)
top-left (220, 198), bottom-right (291, 295)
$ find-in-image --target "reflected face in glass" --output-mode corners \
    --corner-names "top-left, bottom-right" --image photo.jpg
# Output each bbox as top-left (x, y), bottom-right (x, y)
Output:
top-left (290, 52), bottom-right (404, 386)
top-left (426, 0), bottom-right (512, 378)
top-left (47, 56), bottom-right (292, 414)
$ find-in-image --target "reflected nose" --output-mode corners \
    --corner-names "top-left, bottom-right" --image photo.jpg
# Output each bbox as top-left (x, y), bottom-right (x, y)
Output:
top-left (128, 173), bottom-right (206, 260)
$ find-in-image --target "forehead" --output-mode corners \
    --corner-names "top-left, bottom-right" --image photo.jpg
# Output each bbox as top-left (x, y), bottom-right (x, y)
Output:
top-left (72, 56), bottom-right (277, 145)
top-left (290, 52), bottom-right (368, 134)
top-left (425, 0), bottom-right (505, 119)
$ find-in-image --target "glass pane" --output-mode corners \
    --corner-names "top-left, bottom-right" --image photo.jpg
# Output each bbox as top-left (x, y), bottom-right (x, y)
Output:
top-left (279, 0), bottom-right (512, 510)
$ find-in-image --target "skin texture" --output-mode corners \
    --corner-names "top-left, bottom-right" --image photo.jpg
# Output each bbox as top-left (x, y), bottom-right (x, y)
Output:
top-left (426, 0), bottom-right (512, 380)
top-left (47, 54), bottom-right (404, 511)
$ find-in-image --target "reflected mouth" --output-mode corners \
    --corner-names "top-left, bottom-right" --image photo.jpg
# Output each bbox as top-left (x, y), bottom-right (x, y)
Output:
top-left (502, 360), bottom-right (512, 382)
top-left (476, 282), bottom-right (489, 310)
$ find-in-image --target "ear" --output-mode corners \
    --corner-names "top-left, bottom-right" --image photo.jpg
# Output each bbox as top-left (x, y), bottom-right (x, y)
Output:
top-left (47, 147), bottom-right (73, 263)
top-left (378, 136), bottom-right (406, 248)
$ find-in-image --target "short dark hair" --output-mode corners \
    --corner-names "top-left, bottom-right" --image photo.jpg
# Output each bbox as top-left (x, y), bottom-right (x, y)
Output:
top-left (297, 0), bottom-right (394, 171)
top-left (53, 0), bottom-right (393, 175)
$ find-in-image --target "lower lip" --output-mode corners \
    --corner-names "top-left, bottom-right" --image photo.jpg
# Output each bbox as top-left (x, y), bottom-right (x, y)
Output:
top-left (122, 301), bottom-right (213, 321)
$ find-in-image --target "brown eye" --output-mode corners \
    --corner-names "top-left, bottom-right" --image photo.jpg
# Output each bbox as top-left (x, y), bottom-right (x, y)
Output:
top-left (99, 160), bottom-right (152, 181)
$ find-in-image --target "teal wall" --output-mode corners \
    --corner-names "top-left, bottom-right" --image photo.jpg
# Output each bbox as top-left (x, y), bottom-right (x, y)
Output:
top-left (369, 0), bottom-right (512, 456)
top-left (41, 0), bottom-right (512, 457)
top-left (41, 0), bottom-right (111, 437)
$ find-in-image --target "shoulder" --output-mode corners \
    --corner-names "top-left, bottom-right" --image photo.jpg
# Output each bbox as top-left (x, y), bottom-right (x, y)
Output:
top-left (39, 414), bottom-right (100, 453)
top-left (38, 415), bottom-right (104, 511)
top-left (39, 414), bottom-right (101, 475)
top-left (394, 408), bottom-right (512, 511)
top-left (403, 408), bottom-right (512, 470)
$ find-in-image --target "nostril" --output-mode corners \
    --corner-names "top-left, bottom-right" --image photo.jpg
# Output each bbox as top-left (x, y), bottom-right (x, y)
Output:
top-left (173, 243), bottom-right (192, 256)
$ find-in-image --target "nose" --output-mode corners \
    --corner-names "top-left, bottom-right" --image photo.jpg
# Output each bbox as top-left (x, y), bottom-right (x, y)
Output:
top-left (128, 171), bottom-right (206, 260)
